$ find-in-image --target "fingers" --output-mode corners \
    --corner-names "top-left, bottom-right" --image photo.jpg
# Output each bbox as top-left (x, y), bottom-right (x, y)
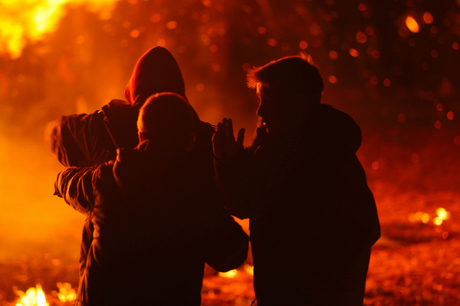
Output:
top-left (236, 128), bottom-right (245, 147)
top-left (213, 122), bottom-right (224, 141)
top-left (216, 118), bottom-right (244, 146)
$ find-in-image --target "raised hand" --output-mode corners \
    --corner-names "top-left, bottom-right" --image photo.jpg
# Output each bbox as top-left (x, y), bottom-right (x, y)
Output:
top-left (213, 118), bottom-right (245, 163)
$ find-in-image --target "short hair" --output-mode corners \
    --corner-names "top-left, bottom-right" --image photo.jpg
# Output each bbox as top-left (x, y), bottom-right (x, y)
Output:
top-left (137, 92), bottom-right (193, 148)
top-left (247, 54), bottom-right (324, 104)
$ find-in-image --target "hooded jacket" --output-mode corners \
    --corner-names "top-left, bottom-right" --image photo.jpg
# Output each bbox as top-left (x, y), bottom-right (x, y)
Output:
top-left (49, 46), bottom-right (213, 167)
top-left (215, 103), bottom-right (380, 305)
top-left (55, 140), bottom-right (248, 306)
top-left (49, 46), bottom-right (217, 282)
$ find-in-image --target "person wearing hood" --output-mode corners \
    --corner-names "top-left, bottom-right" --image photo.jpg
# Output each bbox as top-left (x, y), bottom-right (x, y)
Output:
top-left (213, 55), bottom-right (381, 305)
top-left (48, 47), bottom-right (217, 282)
top-left (55, 93), bottom-right (248, 305)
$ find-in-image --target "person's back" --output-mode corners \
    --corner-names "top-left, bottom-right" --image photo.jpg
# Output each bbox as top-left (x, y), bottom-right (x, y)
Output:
top-left (56, 93), bottom-right (248, 306)
top-left (247, 103), bottom-right (379, 305)
top-left (213, 55), bottom-right (380, 305)
top-left (81, 143), bottom-right (219, 305)
top-left (49, 46), bottom-right (217, 283)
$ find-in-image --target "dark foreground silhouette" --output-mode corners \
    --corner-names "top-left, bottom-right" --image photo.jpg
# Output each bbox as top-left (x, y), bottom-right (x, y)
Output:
top-left (54, 93), bottom-right (248, 306)
top-left (213, 55), bottom-right (381, 306)
top-left (48, 46), bottom-right (219, 293)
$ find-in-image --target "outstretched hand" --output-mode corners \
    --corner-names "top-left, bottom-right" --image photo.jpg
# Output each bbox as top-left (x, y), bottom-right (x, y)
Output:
top-left (213, 118), bottom-right (245, 163)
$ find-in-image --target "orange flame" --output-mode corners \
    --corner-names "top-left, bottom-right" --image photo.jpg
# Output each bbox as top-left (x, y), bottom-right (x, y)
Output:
top-left (15, 284), bottom-right (49, 306)
top-left (219, 269), bottom-right (238, 278)
top-left (0, 0), bottom-right (120, 59)
top-left (54, 282), bottom-right (77, 303)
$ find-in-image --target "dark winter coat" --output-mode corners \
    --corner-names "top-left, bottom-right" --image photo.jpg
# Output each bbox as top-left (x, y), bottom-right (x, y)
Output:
top-left (215, 103), bottom-right (380, 305)
top-left (48, 46), bottom-right (217, 280)
top-left (55, 140), bottom-right (249, 306)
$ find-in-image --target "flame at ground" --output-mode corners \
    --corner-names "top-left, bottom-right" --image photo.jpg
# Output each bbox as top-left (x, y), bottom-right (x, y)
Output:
top-left (15, 285), bottom-right (48, 306)
top-left (0, 0), bottom-right (120, 58)
top-left (54, 282), bottom-right (76, 303)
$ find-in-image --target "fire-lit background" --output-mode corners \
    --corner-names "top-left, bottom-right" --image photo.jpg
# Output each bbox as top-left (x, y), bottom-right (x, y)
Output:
top-left (1, 0), bottom-right (459, 305)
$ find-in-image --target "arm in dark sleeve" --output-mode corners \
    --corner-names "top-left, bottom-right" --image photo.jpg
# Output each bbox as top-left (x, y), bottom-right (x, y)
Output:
top-left (54, 166), bottom-right (99, 214)
top-left (204, 208), bottom-right (249, 272)
top-left (214, 149), bottom-right (257, 219)
top-left (48, 110), bottom-right (116, 167)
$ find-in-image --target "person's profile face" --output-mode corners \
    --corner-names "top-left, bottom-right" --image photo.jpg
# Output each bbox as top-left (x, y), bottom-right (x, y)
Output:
top-left (256, 83), bottom-right (290, 137)
top-left (256, 82), bottom-right (310, 137)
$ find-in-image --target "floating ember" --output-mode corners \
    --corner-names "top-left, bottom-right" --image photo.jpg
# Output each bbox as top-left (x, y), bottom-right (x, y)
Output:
top-left (53, 282), bottom-right (76, 303)
top-left (408, 207), bottom-right (451, 227)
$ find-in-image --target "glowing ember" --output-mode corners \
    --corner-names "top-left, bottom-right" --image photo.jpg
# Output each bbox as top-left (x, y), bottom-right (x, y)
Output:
top-left (423, 12), bottom-right (434, 24)
top-left (244, 264), bottom-right (254, 276)
top-left (349, 48), bottom-right (359, 57)
top-left (219, 269), bottom-right (238, 278)
top-left (433, 207), bottom-right (451, 226)
top-left (405, 16), bottom-right (420, 33)
top-left (15, 284), bottom-right (48, 306)
top-left (54, 282), bottom-right (77, 303)
top-left (408, 208), bottom-right (451, 227)
top-left (0, 0), bottom-right (120, 58)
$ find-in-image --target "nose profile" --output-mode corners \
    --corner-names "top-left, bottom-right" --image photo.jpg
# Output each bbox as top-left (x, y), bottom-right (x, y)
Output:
top-left (257, 100), bottom-right (266, 118)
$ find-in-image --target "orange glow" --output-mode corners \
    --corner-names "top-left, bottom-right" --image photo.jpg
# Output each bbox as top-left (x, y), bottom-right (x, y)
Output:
top-left (267, 38), bottom-right (278, 47)
top-left (371, 50), bottom-right (380, 59)
top-left (397, 113), bottom-right (406, 123)
top-left (453, 42), bottom-right (459, 50)
top-left (405, 16), bottom-right (420, 33)
top-left (55, 282), bottom-right (77, 303)
top-left (244, 264), bottom-right (254, 276)
top-left (423, 12), bottom-right (434, 24)
top-left (421, 213), bottom-right (430, 224)
top-left (219, 269), bottom-right (238, 278)
top-left (0, 0), bottom-right (120, 58)
top-left (258, 26), bottom-right (267, 34)
top-left (328, 75), bottom-right (338, 84)
top-left (15, 284), bottom-right (49, 306)
top-left (356, 31), bottom-right (367, 43)
top-left (365, 26), bottom-right (374, 36)
top-left (299, 40), bottom-right (308, 49)
top-left (349, 48), bottom-right (359, 57)
top-left (196, 83), bottom-right (205, 92)
top-left (454, 136), bottom-right (460, 145)
top-left (166, 20), bottom-right (178, 30)
top-left (434, 120), bottom-right (441, 129)
top-left (447, 111), bottom-right (454, 120)
top-left (433, 208), bottom-right (451, 226)
top-left (328, 50), bottom-right (338, 60)
top-left (371, 161), bottom-right (380, 170)
top-left (369, 75), bottom-right (378, 85)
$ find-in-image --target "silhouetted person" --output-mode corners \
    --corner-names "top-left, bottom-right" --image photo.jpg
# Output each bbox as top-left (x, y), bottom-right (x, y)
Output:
top-left (48, 46), bottom-right (217, 282)
top-left (54, 93), bottom-right (249, 306)
top-left (213, 55), bottom-right (380, 305)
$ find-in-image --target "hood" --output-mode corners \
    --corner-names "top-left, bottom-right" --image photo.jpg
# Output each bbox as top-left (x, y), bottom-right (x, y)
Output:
top-left (124, 46), bottom-right (186, 106)
top-left (307, 104), bottom-right (362, 154)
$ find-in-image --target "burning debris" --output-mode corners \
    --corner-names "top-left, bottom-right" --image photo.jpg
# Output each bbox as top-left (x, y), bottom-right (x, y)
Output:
top-left (14, 284), bottom-right (48, 306)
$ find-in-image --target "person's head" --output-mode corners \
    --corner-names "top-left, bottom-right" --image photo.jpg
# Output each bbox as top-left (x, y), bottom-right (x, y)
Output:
top-left (137, 93), bottom-right (195, 151)
top-left (125, 46), bottom-right (186, 106)
top-left (247, 54), bottom-right (324, 136)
